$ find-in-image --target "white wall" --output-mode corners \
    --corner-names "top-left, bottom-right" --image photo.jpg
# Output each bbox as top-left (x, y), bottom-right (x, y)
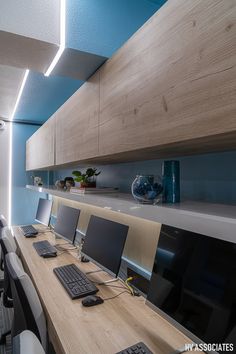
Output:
top-left (0, 121), bottom-right (10, 221)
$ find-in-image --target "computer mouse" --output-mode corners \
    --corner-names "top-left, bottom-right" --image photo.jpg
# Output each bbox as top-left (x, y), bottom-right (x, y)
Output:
top-left (82, 295), bottom-right (104, 307)
top-left (25, 233), bottom-right (38, 238)
top-left (42, 252), bottom-right (57, 258)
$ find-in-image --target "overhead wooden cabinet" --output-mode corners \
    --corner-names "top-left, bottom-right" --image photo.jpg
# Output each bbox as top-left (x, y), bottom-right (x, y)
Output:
top-left (56, 71), bottom-right (100, 166)
top-left (99, 0), bottom-right (236, 160)
top-left (26, 116), bottom-right (55, 171)
top-left (26, 0), bottom-right (236, 169)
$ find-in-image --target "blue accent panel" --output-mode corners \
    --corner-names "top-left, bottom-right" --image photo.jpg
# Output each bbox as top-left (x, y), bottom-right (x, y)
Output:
top-left (11, 123), bottom-right (48, 225)
top-left (14, 71), bottom-right (83, 123)
top-left (66, 0), bottom-right (166, 57)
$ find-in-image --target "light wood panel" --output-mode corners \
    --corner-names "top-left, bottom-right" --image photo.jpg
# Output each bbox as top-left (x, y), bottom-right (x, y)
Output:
top-left (14, 226), bottom-right (198, 354)
top-left (99, 0), bottom-right (236, 158)
top-left (26, 116), bottom-right (55, 170)
top-left (56, 70), bottom-right (100, 165)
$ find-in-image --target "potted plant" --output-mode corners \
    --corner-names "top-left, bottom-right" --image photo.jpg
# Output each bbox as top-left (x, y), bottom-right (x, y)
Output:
top-left (72, 168), bottom-right (101, 188)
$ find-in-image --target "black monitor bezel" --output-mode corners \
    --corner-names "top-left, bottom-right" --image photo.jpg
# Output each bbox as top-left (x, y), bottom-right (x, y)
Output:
top-left (81, 216), bottom-right (129, 278)
top-left (146, 223), bottom-right (224, 354)
top-left (54, 205), bottom-right (80, 245)
top-left (35, 198), bottom-right (53, 227)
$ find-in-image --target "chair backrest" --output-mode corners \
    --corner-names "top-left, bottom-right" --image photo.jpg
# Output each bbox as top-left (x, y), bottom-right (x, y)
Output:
top-left (6, 253), bottom-right (47, 351)
top-left (0, 214), bottom-right (7, 269)
top-left (0, 227), bottom-right (17, 255)
top-left (0, 215), bottom-right (7, 228)
top-left (13, 330), bottom-right (45, 354)
top-left (0, 227), bottom-right (17, 306)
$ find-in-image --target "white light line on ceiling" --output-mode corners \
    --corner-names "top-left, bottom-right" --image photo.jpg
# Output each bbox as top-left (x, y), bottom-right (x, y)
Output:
top-left (8, 68), bottom-right (29, 226)
top-left (44, 0), bottom-right (66, 76)
top-left (10, 69), bottom-right (29, 120)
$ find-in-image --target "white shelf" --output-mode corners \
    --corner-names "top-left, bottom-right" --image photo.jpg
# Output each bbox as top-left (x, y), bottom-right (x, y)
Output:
top-left (26, 185), bottom-right (236, 243)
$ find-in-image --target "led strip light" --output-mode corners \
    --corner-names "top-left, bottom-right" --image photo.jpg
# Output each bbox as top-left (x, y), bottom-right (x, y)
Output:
top-left (8, 69), bottom-right (29, 226)
top-left (44, 0), bottom-right (66, 76)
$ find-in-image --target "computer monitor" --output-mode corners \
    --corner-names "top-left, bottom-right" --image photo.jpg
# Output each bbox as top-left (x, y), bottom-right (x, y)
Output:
top-left (35, 198), bottom-right (53, 226)
top-left (81, 215), bottom-right (129, 277)
top-left (54, 205), bottom-right (80, 244)
top-left (146, 224), bottom-right (236, 352)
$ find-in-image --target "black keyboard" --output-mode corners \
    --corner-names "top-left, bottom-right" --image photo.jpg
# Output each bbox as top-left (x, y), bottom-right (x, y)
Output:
top-left (53, 263), bottom-right (98, 299)
top-left (33, 240), bottom-right (57, 257)
top-left (116, 342), bottom-right (153, 354)
top-left (20, 225), bottom-right (38, 236)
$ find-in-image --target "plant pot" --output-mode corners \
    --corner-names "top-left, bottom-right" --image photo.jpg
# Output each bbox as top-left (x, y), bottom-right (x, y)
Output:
top-left (80, 181), bottom-right (96, 188)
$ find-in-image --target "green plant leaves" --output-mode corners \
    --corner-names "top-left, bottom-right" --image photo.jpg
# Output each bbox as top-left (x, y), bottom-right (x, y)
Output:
top-left (72, 170), bottom-right (82, 177)
top-left (72, 168), bottom-right (101, 183)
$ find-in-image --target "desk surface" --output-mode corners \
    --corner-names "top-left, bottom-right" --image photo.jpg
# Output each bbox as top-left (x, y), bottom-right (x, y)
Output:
top-left (13, 225), bottom-right (195, 354)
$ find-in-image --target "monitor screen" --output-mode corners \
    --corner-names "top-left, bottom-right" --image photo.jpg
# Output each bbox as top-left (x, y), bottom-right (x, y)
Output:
top-left (82, 215), bottom-right (129, 277)
top-left (147, 224), bottom-right (236, 348)
top-left (54, 205), bottom-right (80, 244)
top-left (35, 198), bottom-right (52, 226)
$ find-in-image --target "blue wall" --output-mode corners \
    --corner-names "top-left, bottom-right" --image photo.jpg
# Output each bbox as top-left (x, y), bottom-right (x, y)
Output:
top-left (54, 150), bottom-right (236, 205)
top-left (14, 72), bottom-right (83, 123)
top-left (11, 123), bottom-right (48, 225)
top-left (66, 0), bottom-right (166, 57)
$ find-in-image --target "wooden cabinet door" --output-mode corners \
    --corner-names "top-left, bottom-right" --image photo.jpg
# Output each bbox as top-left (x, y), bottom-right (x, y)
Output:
top-left (26, 116), bottom-right (55, 170)
top-left (56, 71), bottom-right (99, 166)
top-left (99, 0), bottom-right (236, 159)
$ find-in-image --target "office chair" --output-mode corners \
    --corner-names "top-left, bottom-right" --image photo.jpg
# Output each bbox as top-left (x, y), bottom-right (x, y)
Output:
top-left (0, 215), bottom-right (7, 228)
top-left (6, 252), bottom-right (47, 352)
top-left (0, 226), bottom-right (17, 307)
top-left (0, 214), bottom-right (7, 271)
top-left (0, 227), bottom-right (16, 344)
top-left (13, 330), bottom-right (45, 354)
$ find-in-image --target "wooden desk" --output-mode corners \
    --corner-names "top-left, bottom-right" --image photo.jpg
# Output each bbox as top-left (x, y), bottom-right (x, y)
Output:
top-left (13, 226), bottom-right (195, 354)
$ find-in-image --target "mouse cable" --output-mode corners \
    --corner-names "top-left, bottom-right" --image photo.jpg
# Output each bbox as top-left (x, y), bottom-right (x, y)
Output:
top-left (86, 269), bottom-right (103, 275)
top-left (54, 244), bottom-right (78, 251)
top-left (55, 245), bottom-right (77, 251)
top-left (37, 231), bottom-right (48, 234)
top-left (37, 225), bottom-right (54, 235)
top-left (56, 250), bottom-right (67, 256)
top-left (103, 290), bottom-right (131, 301)
top-left (98, 283), bottom-right (131, 291)
top-left (92, 278), bottom-right (135, 296)
top-left (92, 280), bottom-right (133, 294)
top-left (54, 241), bottom-right (78, 248)
top-left (54, 241), bottom-right (70, 246)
